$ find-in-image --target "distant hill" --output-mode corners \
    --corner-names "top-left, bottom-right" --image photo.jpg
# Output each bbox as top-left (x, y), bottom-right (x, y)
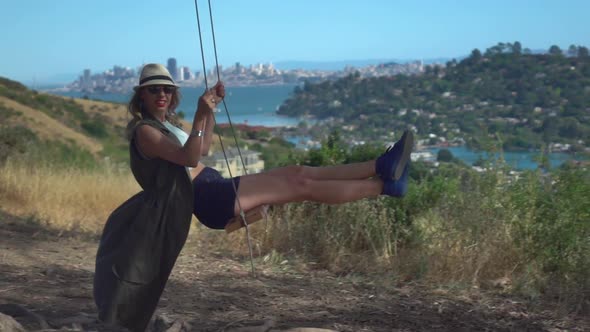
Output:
top-left (277, 43), bottom-right (590, 152)
top-left (273, 57), bottom-right (453, 71)
top-left (12, 73), bottom-right (80, 87)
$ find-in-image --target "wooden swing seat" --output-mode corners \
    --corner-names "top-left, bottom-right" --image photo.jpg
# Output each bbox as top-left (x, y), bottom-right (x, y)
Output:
top-left (224, 205), bottom-right (268, 233)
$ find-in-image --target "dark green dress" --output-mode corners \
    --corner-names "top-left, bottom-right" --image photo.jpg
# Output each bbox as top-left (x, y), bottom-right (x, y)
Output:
top-left (94, 118), bottom-right (194, 331)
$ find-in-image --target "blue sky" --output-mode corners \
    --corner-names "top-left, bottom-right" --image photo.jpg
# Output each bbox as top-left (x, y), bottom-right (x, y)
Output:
top-left (2, 0), bottom-right (589, 84)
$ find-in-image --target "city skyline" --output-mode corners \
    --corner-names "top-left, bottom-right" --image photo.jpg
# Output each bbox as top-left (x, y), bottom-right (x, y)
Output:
top-left (70, 56), bottom-right (425, 93)
top-left (1, 0), bottom-right (589, 84)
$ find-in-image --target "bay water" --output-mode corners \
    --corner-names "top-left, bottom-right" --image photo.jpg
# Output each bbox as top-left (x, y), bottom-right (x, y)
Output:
top-left (55, 85), bottom-right (301, 127)
top-left (425, 146), bottom-right (578, 170)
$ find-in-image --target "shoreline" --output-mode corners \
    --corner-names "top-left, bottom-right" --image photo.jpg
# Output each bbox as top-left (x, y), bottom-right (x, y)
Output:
top-left (40, 81), bottom-right (300, 95)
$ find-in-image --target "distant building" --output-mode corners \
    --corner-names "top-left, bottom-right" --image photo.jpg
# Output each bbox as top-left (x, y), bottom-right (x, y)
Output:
top-left (201, 147), bottom-right (264, 177)
top-left (83, 69), bottom-right (91, 81)
top-left (167, 58), bottom-right (178, 81)
top-left (207, 65), bottom-right (223, 79)
top-left (234, 62), bottom-right (244, 74)
top-left (179, 66), bottom-right (194, 81)
top-left (81, 69), bottom-right (91, 90)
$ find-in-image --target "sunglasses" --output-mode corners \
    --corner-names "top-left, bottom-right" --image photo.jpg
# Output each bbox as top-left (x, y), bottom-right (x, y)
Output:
top-left (146, 85), bottom-right (176, 95)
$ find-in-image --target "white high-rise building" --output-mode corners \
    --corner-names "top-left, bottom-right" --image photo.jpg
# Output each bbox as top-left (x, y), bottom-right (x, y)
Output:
top-left (179, 66), bottom-right (194, 81)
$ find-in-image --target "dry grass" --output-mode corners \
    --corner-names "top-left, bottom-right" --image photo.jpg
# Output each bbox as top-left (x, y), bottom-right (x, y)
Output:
top-left (0, 155), bottom-right (525, 286)
top-left (0, 159), bottom-right (140, 233)
top-left (74, 98), bottom-right (130, 127)
top-left (413, 211), bottom-right (521, 286)
top-left (0, 91), bottom-right (250, 235)
top-left (195, 184), bottom-right (528, 288)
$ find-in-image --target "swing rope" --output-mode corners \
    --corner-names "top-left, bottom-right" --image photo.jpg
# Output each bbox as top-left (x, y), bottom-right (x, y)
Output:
top-left (193, 0), bottom-right (256, 276)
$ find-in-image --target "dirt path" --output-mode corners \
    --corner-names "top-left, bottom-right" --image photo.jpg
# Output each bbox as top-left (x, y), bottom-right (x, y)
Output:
top-left (0, 210), bottom-right (587, 332)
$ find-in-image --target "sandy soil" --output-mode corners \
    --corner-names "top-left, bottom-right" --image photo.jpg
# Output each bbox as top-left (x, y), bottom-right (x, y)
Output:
top-left (1, 209), bottom-right (588, 332)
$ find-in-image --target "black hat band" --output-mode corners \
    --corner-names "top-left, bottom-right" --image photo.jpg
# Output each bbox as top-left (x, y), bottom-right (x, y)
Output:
top-left (140, 75), bottom-right (174, 85)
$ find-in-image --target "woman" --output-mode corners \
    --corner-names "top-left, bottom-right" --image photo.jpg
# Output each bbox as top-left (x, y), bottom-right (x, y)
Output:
top-left (94, 63), bottom-right (413, 331)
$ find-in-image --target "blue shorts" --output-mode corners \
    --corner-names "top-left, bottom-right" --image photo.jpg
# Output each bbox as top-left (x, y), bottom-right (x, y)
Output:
top-left (192, 167), bottom-right (240, 229)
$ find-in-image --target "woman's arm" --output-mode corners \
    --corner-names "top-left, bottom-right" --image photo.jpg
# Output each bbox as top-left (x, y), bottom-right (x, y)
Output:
top-left (200, 110), bottom-right (215, 156)
top-left (135, 84), bottom-right (223, 167)
top-left (198, 82), bottom-right (223, 156)
top-left (200, 82), bottom-right (224, 156)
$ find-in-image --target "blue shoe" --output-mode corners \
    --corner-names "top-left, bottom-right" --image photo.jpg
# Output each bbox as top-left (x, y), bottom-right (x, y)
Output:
top-left (382, 162), bottom-right (409, 197)
top-left (376, 130), bottom-right (414, 181)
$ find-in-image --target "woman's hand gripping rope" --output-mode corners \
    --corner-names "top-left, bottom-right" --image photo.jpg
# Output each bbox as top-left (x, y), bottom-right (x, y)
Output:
top-left (198, 81), bottom-right (226, 113)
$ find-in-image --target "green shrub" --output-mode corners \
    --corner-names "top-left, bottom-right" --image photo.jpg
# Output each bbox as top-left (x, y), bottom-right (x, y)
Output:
top-left (509, 168), bottom-right (590, 302)
top-left (0, 104), bottom-right (22, 119)
top-left (255, 140), bottom-right (589, 307)
top-left (0, 126), bottom-right (39, 163)
top-left (81, 119), bottom-right (108, 138)
top-left (0, 125), bottom-right (96, 169)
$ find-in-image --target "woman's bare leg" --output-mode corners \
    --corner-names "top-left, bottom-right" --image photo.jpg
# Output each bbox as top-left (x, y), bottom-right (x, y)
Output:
top-left (263, 161), bottom-right (376, 181)
top-left (234, 171), bottom-right (382, 215)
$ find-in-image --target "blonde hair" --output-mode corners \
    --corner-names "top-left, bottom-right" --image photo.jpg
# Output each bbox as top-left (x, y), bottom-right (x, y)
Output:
top-left (125, 87), bottom-right (183, 140)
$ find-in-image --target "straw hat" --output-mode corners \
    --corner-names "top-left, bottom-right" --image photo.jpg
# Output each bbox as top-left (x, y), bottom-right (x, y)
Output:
top-left (133, 63), bottom-right (178, 91)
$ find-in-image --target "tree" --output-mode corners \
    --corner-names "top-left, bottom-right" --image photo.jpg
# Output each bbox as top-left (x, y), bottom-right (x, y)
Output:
top-left (437, 149), bottom-right (454, 162)
top-left (470, 48), bottom-right (482, 61)
top-left (578, 46), bottom-right (589, 58)
top-left (415, 116), bottom-right (429, 134)
top-left (303, 80), bottom-right (313, 92)
top-left (433, 65), bottom-right (441, 77)
top-left (567, 44), bottom-right (578, 57)
top-left (548, 45), bottom-right (563, 56)
top-left (312, 130), bottom-right (347, 165)
top-left (485, 43), bottom-right (503, 56)
top-left (446, 59), bottom-right (458, 67)
top-left (559, 118), bottom-right (582, 138)
top-left (541, 118), bottom-right (558, 142)
top-left (512, 41), bottom-right (522, 55)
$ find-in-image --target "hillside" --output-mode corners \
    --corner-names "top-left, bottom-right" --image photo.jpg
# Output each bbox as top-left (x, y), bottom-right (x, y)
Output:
top-left (0, 77), bottom-right (191, 164)
top-left (278, 43), bottom-right (590, 152)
